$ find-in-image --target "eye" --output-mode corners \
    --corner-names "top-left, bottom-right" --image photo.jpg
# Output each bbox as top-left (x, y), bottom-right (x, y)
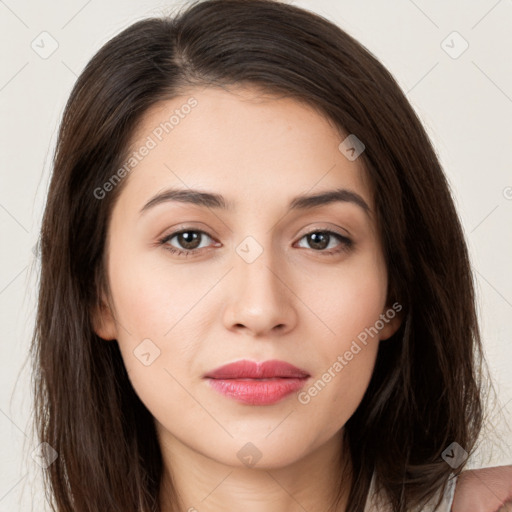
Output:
top-left (295, 229), bottom-right (353, 256)
top-left (157, 228), bottom-right (354, 258)
top-left (158, 229), bottom-right (218, 257)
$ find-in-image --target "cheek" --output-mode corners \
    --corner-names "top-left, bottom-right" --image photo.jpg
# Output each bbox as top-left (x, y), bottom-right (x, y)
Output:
top-left (294, 251), bottom-right (386, 430)
top-left (107, 245), bottom-right (210, 337)
top-left (296, 312), bottom-right (380, 441)
top-left (301, 247), bottom-right (388, 347)
top-left (106, 248), bottom-right (206, 400)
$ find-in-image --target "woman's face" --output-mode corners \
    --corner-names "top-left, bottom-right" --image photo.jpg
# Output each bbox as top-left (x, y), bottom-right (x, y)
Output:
top-left (93, 85), bottom-right (402, 469)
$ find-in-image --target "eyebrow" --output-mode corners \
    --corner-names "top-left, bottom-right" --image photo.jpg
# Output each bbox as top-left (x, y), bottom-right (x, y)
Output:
top-left (139, 187), bottom-right (371, 216)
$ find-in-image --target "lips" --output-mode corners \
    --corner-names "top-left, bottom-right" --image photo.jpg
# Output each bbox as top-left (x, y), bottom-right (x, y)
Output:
top-left (204, 359), bottom-right (310, 379)
top-left (203, 359), bottom-right (310, 405)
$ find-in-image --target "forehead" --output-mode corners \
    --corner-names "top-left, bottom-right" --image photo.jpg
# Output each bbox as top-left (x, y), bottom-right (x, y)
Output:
top-left (118, 85), bottom-right (374, 217)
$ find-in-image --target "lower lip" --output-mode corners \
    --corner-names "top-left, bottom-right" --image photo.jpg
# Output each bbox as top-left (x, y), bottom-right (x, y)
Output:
top-left (206, 377), bottom-right (309, 405)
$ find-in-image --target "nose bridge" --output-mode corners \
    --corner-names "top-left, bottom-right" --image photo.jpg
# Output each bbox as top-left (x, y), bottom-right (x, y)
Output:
top-left (223, 231), bottom-right (296, 335)
top-left (235, 232), bottom-right (283, 303)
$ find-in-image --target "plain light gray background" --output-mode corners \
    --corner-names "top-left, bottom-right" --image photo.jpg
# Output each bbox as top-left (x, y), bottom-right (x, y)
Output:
top-left (1, 0), bottom-right (511, 509)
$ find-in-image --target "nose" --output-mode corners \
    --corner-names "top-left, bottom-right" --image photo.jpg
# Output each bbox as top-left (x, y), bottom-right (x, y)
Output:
top-left (222, 240), bottom-right (298, 337)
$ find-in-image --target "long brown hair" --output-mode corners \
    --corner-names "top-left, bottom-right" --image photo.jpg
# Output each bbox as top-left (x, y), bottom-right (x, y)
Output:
top-left (30, 0), bottom-right (493, 510)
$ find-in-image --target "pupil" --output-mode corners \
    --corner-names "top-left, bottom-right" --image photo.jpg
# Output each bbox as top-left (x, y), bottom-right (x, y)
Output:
top-left (309, 232), bottom-right (328, 250)
top-left (179, 232), bottom-right (200, 250)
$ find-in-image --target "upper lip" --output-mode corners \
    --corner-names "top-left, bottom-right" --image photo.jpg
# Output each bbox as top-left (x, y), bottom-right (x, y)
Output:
top-left (204, 359), bottom-right (310, 379)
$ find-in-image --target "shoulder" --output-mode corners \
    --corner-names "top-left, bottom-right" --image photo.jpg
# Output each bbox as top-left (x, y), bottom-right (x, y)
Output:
top-left (451, 465), bottom-right (512, 512)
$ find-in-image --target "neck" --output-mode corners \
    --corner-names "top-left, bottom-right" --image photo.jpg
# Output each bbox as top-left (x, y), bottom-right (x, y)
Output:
top-left (158, 431), bottom-right (352, 512)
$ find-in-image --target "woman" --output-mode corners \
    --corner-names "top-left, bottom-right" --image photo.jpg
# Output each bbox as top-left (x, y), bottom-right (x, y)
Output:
top-left (30, 0), bottom-right (511, 510)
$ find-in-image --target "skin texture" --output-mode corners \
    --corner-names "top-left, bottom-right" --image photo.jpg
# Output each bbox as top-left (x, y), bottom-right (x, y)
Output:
top-left (452, 466), bottom-right (512, 512)
top-left (92, 85), bottom-right (405, 511)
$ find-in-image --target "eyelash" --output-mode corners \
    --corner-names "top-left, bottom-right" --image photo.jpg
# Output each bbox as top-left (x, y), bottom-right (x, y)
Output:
top-left (157, 228), bottom-right (354, 258)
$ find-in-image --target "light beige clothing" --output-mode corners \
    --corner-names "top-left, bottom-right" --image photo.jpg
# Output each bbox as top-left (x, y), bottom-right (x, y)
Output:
top-left (363, 472), bottom-right (458, 512)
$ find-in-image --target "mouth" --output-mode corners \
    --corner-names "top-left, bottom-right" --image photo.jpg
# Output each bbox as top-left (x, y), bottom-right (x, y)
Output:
top-left (203, 359), bottom-right (310, 405)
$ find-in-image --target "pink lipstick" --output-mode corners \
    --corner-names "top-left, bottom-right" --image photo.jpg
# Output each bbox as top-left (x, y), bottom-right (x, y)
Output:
top-left (203, 359), bottom-right (310, 405)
